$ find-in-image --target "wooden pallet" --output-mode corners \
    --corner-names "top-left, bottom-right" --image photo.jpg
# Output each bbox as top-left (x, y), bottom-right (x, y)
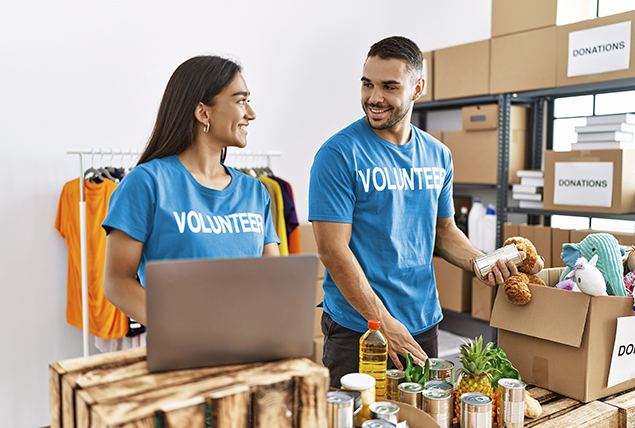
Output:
top-left (49, 347), bottom-right (329, 428)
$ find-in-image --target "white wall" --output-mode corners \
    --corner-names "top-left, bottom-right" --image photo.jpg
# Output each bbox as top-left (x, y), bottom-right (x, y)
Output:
top-left (0, 1), bottom-right (491, 426)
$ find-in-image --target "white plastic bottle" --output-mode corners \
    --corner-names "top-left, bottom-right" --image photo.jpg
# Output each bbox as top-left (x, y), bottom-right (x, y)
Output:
top-left (468, 199), bottom-right (485, 250)
top-left (482, 203), bottom-right (497, 253)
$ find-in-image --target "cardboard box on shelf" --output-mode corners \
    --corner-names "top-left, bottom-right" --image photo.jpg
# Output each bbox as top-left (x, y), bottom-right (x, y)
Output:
top-left (491, 0), bottom-right (557, 38)
top-left (444, 106), bottom-right (528, 185)
top-left (543, 149), bottom-right (635, 214)
top-left (414, 51), bottom-right (434, 103)
top-left (551, 227), bottom-right (571, 268)
top-left (462, 104), bottom-right (498, 131)
top-left (557, 10), bottom-right (635, 88)
top-left (471, 277), bottom-right (495, 321)
top-left (491, 267), bottom-right (635, 402)
top-left (433, 256), bottom-right (473, 313)
top-left (519, 224), bottom-right (552, 268)
top-left (490, 26), bottom-right (557, 94)
top-left (434, 39), bottom-right (490, 100)
top-left (504, 223), bottom-right (520, 241)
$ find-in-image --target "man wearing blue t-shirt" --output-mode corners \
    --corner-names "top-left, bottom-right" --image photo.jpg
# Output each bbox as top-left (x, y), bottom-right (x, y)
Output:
top-left (309, 36), bottom-right (520, 386)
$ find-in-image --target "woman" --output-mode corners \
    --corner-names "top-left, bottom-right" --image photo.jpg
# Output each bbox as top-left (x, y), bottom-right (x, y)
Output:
top-left (103, 56), bottom-right (280, 326)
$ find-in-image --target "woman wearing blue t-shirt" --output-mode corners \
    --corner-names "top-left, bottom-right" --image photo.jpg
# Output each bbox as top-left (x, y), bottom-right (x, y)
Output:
top-left (103, 56), bottom-right (281, 326)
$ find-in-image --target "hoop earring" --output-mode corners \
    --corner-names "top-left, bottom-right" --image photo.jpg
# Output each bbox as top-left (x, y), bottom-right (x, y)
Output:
top-left (203, 123), bottom-right (210, 134)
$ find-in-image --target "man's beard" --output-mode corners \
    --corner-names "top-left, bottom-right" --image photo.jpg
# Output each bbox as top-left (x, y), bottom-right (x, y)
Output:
top-left (364, 102), bottom-right (409, 130)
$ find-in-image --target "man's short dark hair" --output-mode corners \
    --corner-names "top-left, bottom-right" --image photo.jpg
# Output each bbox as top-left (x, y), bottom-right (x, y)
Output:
top-left (367, 36), bottom-right (423, 82)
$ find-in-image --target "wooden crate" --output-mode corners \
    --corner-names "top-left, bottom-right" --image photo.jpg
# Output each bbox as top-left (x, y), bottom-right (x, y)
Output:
top-left (603, 388), bottom-right (635, 428)
top-left (49, 347), bottom-right (329, 428)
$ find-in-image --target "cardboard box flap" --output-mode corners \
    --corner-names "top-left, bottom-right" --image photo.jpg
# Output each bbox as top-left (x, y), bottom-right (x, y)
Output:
top-left (490, 284), bottom-right (590, 347)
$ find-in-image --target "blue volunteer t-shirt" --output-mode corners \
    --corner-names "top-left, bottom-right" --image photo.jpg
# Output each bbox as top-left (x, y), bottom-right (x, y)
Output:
top-left (103, 156), bottom-right (280, 287)
top-left (308, 118), bottom-right (454, 335)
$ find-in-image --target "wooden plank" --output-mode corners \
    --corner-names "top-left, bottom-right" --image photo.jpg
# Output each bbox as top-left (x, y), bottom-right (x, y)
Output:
top-left (56, 347), bottom-right (146, 374)
top-left (251, 379), bottom-right (294, 428)
top-left (50, 363), bottom-right (65, 428)
top-left (530, 401), bottom-right (618, 428)
top-left (62, 375), bottom-right (79, 428)
top-left (207, 385), bottom-right (250, 428)
top-left (87, 359), bottom-right (327, 427)
top-left (524, 387), bottom-right (582, 427)
top-left (603, 389), bottom-right (635, 428)
top-left (294, 373), bottom-right (328, 428)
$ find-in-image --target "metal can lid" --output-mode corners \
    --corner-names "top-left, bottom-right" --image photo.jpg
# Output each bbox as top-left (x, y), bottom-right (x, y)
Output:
top-left (461, 392), bottom-right (492, 405)
top-left (423, 388), bottom-right (451, 399)
top-left (429, 358), bottom-right (454, 370)
top-left (361, 420), bottom-right (396, 428)
top-left (498, 378), bottom-right (526, 389)
top-left (423, 380), bottom-right (454, 392)
top-left (386, 369), bottom-right (405, 379)
top-left (341, 373), bottom-right (376, 390)
top-left (398, 382), bottom-right (424, 393)
top-left (327, 391), bottom-right (354, 405)
top-left (337, 389), bottom-right (362, 408)
top-left (369, 401), bottom-right (399, 414)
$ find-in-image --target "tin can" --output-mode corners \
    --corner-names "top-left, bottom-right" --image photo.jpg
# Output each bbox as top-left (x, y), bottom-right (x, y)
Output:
top-left (369, 401), bottom-right (399, 425)
top-left (460, 392), bottom-right (492, 428)
top-left (427, 358), bottom-right (455, 384)
top-left (497, 379), bottom-right (526, 428)
top-left (472, 244), bottom-right (523, 280)
top-left (422, 388), bottom-right (453, 428)
top-left (338, 390), bottom-right (362, 427)
top-left (398, 382), bottom-right (424, 409)
top-left (340, 373), bottom-right (376, 426)
top-left (327, 391), bottom-right (354, 428)
top-left (423, 380), bottom-right (454, 394)
top-left (385, 369), bottom-right (405, 401)
top-left (361, 420), bottom-right (396, 428)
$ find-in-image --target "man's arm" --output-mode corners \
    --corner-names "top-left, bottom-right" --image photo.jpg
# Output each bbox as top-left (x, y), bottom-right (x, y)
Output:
top-left (312, 220), bottom-right (428, 369)
top-left (434, 216), bottom-right (520, 286)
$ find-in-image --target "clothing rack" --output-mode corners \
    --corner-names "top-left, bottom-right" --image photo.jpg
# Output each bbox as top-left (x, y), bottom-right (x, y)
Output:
top-left (224, 149), bottom-right (281, 168)
top-left (66, 148), bottom-right (142, 356)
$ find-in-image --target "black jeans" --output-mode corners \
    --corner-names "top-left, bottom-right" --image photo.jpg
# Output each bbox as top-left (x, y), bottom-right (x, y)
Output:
top-left (321, 311), bottom-right (439, 388)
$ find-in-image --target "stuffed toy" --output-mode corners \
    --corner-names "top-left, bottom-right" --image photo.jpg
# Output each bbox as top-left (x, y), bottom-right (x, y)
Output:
top-left (502, 236), bottom-right (546, 305)
top-left (559, 233), bottom-right (627, 297)
top-left (556, 255), bottom-right (607, 296)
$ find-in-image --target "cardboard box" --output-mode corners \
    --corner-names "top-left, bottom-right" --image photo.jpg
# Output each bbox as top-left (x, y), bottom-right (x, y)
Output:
top-left (490, 26), bottom-right (557, 94)
top-left (551, 227), bottom-right (571, 268)
top-left (491, 0), bottom-right (557, 37)
top-left (557, 10), bottom-right (635, 87)
top-left (433, 256), bottom-right (473, 313)
top-left (462, 104), bottom-right (498, 131)
top-left (415, 51), bottom-right (434, 103)
top-left (428, 130), bottom-right (443, 142)
top-left (569, 229), bottom-right (635, 247)
top-left (444, 106), bottom-right (528, 185)
top-left (490, 267), bottom-right (635, 402)
top-left (543, 149), bottom-right (635, 214)
top-left (434, 39), bottom-right (490, 100)
top-left (519, 224), bottom-right (552, 268)
top-left (471, 277), bottom-right (495, 321)
top-left (504, 223), bottom-right (520, 241)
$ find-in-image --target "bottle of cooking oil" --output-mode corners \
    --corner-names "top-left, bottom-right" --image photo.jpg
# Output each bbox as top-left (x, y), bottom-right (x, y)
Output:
top-left (359, 319), bottom-right (387, 399)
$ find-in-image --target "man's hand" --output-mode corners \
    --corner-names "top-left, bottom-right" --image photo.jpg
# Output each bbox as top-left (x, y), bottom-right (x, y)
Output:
top-left (381, 317), bottom-right (428, 370)
top-left (475, 250), bottom-right (526, 287)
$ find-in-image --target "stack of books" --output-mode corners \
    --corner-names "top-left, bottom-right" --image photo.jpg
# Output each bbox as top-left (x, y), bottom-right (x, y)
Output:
top-left (572, 113), bottom-right (635, 151)
top-left (513, 170), bottom-right (543, 209)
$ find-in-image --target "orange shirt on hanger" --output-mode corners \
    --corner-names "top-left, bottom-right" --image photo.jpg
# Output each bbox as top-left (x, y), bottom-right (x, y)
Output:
top-left (55, 178), bottom-right (129, 339)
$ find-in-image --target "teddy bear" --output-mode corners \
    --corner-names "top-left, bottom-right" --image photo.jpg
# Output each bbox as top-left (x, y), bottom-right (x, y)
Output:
top-left (501, 236), bottom-right (546, 305)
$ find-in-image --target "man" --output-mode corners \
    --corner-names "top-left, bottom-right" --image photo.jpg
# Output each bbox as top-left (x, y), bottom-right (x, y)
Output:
top-left (308, 36), bottom-right (519, 387)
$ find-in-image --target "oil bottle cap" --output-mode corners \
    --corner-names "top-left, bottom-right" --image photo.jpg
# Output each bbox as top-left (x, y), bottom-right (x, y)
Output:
top-left (368, 319), bottom-right (381, 330)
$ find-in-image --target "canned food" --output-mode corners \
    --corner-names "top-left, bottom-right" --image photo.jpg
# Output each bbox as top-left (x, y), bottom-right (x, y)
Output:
top-left (461, 392), bottom-right (492, 428)
top-left (369, 401), bottom-right (399, 425)
top-left (427, 359), bottom-right (455, 384)
top-left (472, 244), bottom-right (523, 280)
top-left (498, 379), bottom-right (526, 428)
top-left (422, 388), bottom-right (453, 428)
top-left (361, 420), bottom-right (396, 428)
top-left (338, 390), bottom-right (362, 427)
top-left (385, 369), bottom-right (405, 401)
top-left (327, 391), bottom-right (354, 428)
top-left (423, 380), bottom-right (454, 393)
top-left (398, 382), bottom-right (424, 409)
top-left (341, 373), bottom-right (376, 426)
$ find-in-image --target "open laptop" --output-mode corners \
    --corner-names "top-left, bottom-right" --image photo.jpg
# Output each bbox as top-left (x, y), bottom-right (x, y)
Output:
top-left (145, 254), bottom-right (320, 372)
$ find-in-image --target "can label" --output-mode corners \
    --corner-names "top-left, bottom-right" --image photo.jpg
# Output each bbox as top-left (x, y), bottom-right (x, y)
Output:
top-left (473, 244), bottom-right (523, 280)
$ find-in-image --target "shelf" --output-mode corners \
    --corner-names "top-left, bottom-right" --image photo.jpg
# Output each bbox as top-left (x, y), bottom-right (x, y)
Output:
top-left (506, 207), bottom-right (635, 221)
top-left (454, 183), bottom-right (498, 190)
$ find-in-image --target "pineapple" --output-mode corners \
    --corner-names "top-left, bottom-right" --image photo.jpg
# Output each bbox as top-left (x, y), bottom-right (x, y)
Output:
top-left (454, 336), bottom-right (496, 425)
